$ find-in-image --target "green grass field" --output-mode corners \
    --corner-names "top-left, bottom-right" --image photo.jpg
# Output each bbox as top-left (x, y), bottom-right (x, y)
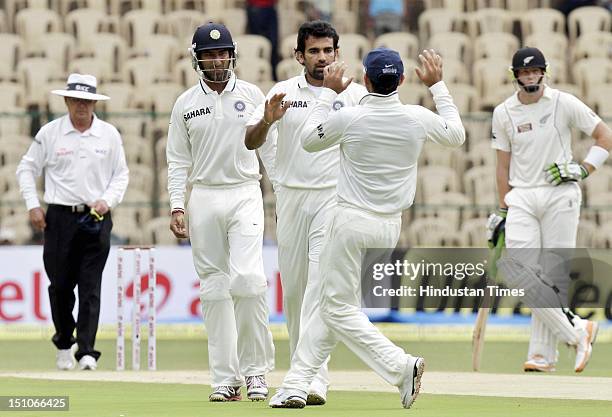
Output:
top-left (1, 377), bottom-right (611, 417)
top-left (1, 329), bottom-right (611, 417)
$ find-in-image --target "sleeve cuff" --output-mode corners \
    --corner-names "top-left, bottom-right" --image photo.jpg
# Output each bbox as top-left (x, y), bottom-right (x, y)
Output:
top-left (429, 81), bottom-right (449, 96)
top-left (170, 201), bottom-right (185, 211)
top-left (25, 197), bottom-right (41, 211)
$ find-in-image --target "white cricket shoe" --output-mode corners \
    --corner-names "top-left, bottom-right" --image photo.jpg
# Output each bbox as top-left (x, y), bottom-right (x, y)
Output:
top-left (523, 355), bottom-right (556, 372)
top-left (575, 320), bottom-right (598, 373)
top-left (56, 346), bottom-right (76, 371)
top-left (78, 355), bottom-right (97, 370)
top-left (398, 356), bottom-right (425, 409)
top-left (269, 388), bottom-right (307, 409)
top-left (209, 386), bottom-right (241, 402)
top-left (245, 375), bottom-right (268, 401)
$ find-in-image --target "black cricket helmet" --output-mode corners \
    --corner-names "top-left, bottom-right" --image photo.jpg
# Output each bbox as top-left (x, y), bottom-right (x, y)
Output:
top-left (510, 47), bottom-right (548, 93)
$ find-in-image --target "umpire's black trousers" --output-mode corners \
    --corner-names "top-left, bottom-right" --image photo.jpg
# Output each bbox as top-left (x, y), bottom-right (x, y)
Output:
top-left (43, 204), bottom-right (112, 361)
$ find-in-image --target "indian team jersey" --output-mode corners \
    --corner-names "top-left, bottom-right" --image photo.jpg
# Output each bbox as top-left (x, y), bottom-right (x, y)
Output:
top-left (247, 74), bottom-right (367, 189)
top-left (166, 75), bottom-right (264, 210)
top-left (491, 86), bottom-right (601, 188)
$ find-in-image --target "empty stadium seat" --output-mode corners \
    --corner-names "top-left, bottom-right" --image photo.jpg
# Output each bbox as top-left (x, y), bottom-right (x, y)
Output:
top-left (459, 217), bottom-right (488, 247)
top-left (14, 8), bottom-right (62, 55)
top-left (467, 8), bottom-right (513, 38)
top-left (92, 33), bottom-right (128, 77)
top-left (472, 58), bottom-right (514, 110)
top-left (576, 218), bottom-right (597, 247)
top-left (398, 82), bottom-right (430, 107)
top-left (0, 34), bottom-right (24, 81)
top-left (447, 83), bottom-right (479, 113)
top-left (417, 166), bottom-right (461, 203)
top-left (593, 84), bottom-right (612, 118)
top-left (572, 58), bottom-right (612, 105)
top-left (463, 165), bottom-right (497, 205)
top-left (406, 218), bottom-right (461, 247)
top-left (235, 35), bottom-right (272, 61)
top-left (208, 8), bottom-right (247, 36)
top-left (41, 33), bottom-right (76, 73)
top-left (123, 134), bottom-right (154, 167)
top-left (121, 9), bottom-right (163, 52)
top-left (568, 6), bottom-right (611, 44)
top-left (338, 33), bottom-right (371, 61)
top-left (65, 8), bottom-right (110, 55)
top-left (276, 58), bottom-right (303, 81)
top-left (374, 32), bottom-right (419, 60)
top-left (69, 57), bottom-right (113, 83)
top-left (573, 32), bottom-right (612, 62)
top-left (524, 32), bottom-right (568, 62)
top-left (473, 33), bottom-right (519, 61)
top-left (171, 60), bottom-right (197, 90)
top-left (17, 57), bottom-right (63, 108)
top-left (163, 9), bottom-right (206, 41)
top-left (280, 33), bottom-right (298, 59)
top-left (428, 32), bottom-right (471, 64)
top-left (332, 9), bottom-right (359, 34)
top-left (418, 8), bottom-right (465, 42)
top-left (519, 8), bottom-right (565, 38)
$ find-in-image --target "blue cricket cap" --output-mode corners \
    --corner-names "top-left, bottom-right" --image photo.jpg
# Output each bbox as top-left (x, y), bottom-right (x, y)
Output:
top-left (363, 47), bottom-right (404, 83)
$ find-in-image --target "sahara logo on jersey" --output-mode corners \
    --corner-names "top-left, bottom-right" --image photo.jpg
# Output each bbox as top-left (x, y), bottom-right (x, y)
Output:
top-left (282, 100), bottom-right (309, 108)
top-left (184, 107), bottom-right (212, 121)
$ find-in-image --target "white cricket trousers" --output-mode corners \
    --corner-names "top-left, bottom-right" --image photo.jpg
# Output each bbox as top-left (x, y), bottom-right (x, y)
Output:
top-left (504, 184), bottom-right (584, 363)
top-left (275, 186), bottom-right (335, 395)
top-left (282, 205), bottom-right (412, 395)
top-left (188, 182), bottom-right (274, 387)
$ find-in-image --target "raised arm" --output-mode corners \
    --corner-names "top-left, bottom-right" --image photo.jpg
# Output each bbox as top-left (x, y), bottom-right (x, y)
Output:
top-left (245, 93), bottom-right (290, 150)
top-left (415, 49), bottom-right (465, 148)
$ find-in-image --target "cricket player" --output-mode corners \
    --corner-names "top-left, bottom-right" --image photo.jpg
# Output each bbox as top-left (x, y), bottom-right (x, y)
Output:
top-left (269, 48), bottom-right (465, 408)
top-left (487, 47), bottom-right (612, 373)
top-left (244, 20), bottom-right (367, 404)
top-left (166, 22), bottom-right (274, 402)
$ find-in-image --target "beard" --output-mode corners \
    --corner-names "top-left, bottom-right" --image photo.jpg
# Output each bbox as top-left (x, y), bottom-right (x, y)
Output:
top-left (307, 66), bottom-right (326, 81)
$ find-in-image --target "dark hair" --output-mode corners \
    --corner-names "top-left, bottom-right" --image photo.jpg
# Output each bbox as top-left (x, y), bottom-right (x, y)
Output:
top-left (295, 20), bottom-right (339, 53)
top-left (369, 74), bottom-right (400, 95)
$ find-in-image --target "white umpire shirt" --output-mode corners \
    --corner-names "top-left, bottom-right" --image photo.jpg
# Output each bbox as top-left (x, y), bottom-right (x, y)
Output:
top-left (300, 82), bottom-right (465, 215)
top-left (491, 86), bottom-right (601, 188)
top-left (247, 73), bottom-right (367, 189)
top-left (166, 75), bottom-right (270, 211)
top-left (16, 114), bottom-right (129, 210)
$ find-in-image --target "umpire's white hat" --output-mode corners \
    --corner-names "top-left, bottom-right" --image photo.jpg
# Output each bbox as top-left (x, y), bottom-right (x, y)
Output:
top-left (51, 73), bottom-right (110, 101)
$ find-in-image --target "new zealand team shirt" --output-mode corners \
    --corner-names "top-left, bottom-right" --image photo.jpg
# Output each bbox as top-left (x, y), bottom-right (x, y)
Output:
top-left (247, 73), bottom-right (367, 189)
top-left (167, 74), bottom-right (266, 211)
top-left (491, 86), bottom-right (601, 188)
top-left (16, 114), bottom-right (129, 210)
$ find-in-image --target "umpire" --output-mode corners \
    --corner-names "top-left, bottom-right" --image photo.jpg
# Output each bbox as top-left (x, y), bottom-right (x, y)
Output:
top-left (16, 73), bottom-right (129, 371)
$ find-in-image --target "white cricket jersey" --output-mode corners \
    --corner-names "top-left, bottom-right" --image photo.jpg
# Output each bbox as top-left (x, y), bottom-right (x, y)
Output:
top-left (16, 114), bottom-right (129, 210)
top-left (247, 74), bottom-right (368, 189)
top-left (491, 86), bottom-right (601, 188)
top-left (166, 75), bottom-right (266, 210)
top-left (300, 82), bottom-right (465, 215)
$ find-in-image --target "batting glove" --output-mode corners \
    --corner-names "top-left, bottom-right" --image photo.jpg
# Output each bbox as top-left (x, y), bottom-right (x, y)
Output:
top-left (544, 161), bottom-right (589, 185)
top-left (486, 208), bottom-right (507, 249)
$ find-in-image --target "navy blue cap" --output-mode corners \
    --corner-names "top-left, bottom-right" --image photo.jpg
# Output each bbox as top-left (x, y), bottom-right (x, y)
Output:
top-left (363, 47), bottom-right (404, 83)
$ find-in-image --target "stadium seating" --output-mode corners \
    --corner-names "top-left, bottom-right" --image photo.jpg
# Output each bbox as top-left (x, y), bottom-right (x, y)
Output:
top-left (0, 2), bottom-right (610, 246)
